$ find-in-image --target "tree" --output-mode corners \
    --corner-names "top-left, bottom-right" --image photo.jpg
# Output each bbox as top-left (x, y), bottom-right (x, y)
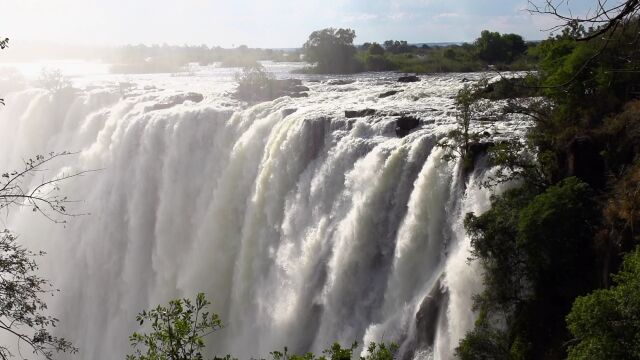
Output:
top-left (0, 152), bottom-right (87, 359)
top-left (437, 80), bottom-right (491, 172)
top-left (458, 178), bottom-right (599, 359)
top-left (127, 293), bottom-right (224, 360)
top-left (234, 64), bottom-right (274, 102)
top-left (367, 43), bottom-right (385, 56)
top-left (0, 135), bottom-right (84, 357)
top-left (1, 152), bottom-right (90, 223)
top-left (382, 40), bottom-right (413, 54)
top-left (474, 30), bottom-right (526, 63)
top-left (528, 0), bottom-right (640, 42)
top-left (0, 231), bottom-right (77, 359)
top-left (302, 28), bottom-right (359, 74)
top-left (0, 37), bottom-right (7, 106)
top-left (566, 247), bottom-right (640, 359)
top-left (270, 342), bottom-right (398, 360)
top-left (37, 68), bottom-right (71, 94)
top-left (0, 37), bottom-right (85, 358)
top-left (363, 43), bottom-right (391, 71)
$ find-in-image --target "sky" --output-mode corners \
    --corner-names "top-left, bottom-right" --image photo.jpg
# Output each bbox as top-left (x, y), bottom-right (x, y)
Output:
top-left (2, 0), bottom-right (595, 48)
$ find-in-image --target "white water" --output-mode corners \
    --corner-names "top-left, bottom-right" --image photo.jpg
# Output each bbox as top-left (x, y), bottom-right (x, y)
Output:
top-left (0, 64), bottom-right (519, 359)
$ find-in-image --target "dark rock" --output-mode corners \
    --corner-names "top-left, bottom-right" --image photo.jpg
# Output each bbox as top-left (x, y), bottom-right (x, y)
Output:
top-left (461, 77), bottom-right (471, 82)
top-left (468, 142), bottom-right (494, 160)
top-left (566, 136), bottom-right (605, 189)
top-left (398, 75), bottom-right (420, 83)
top-left (236, 78), bottom-right (307, 101)
top-left (483, 83), bottom-right (495, 93)
top-left (290, 85), bottom-right (310, 92)
top-left (395, 115), bottom-right (420, 137)
top-left (415, 280), bottom-right (447, 348)
top-left (345, 109), bottom-right (376, 118)
top-left (379, 90), bottom-right (403, 98)
top-left (282, 108), bottom-right (297, 117)
top-left (478, 116), bottom-right (497, 122)
top-left (184, 92), bottom-right (204, 103)
top-left (148, 92), bottom-right (204, 111)
top-left (327, 79), bottom-right (355, 85)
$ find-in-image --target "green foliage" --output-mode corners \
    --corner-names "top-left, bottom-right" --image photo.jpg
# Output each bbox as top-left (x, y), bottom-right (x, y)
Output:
top-left (459, 178), bottom-right (599, 358)
top-left (363, 54), bottom-right (393, 71)
top-left (127, 293), bottom-right (224, 360)
top-left (234, 64), bottom-right (274, 102)
top-left (367, 43), bottom-right (385, 56)
top-left (0, 231), bottom-right (77, 359)
top-left (303, 29), bottom-right (535, 74)
top-left (382, 40), bottom-right (414, 54)
top-left (474, 30), bottom-right (527, 64)
top-left (532, 20), bottom-right (640, 131)
top-left (566, 247), bottom-right (640, 359)
top-left (456, 11), bottom-right (640, 360)
top-left (437, 80), bottom-right (491, 172)
top-left (270, 342), bottom-right (398, 360)
top-left (302, 28), bottom-right (360, 74)
top-left (456, 311), bottom-right (511, 360)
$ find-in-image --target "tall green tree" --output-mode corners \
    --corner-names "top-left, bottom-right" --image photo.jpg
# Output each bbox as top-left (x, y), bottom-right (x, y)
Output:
top-left (302, 28), bottom-right (359, 74)
top-left (474, 30), bottom-right (526, 63)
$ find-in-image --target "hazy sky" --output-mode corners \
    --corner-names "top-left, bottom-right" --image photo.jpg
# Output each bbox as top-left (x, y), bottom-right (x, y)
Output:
top-left (3, 0), bottom-right (592, 48)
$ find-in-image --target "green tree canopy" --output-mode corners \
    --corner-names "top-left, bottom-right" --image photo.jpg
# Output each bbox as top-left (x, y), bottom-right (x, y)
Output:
top-left (474, 30), bottom-right (526, 63)
top-left (302, 28), bottom-right (358, 73)
top-left (566, 247), bottom-right (640, 359)
top-left (367, 43), bottom-right (385, 56)
top-left (127, 293), bottom-right (224, 360)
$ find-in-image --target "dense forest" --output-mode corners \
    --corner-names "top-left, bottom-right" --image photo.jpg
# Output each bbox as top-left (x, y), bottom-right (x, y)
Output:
top-left (447, 3), bottom-right (640, 358)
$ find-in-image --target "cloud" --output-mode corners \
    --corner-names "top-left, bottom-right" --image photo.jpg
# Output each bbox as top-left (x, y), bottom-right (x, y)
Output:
top-left (434, 12), bottom-right (462, 19)
top-left (388, 12), bottom-right (416, 21)
top-left (341, 13), bottom-right (380, 23)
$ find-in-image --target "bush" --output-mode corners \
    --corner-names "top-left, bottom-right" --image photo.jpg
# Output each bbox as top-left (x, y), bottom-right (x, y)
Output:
top-left (127, 293), bottom-right (224, 360)
top-left (234, 64), bottom-right (275, 101)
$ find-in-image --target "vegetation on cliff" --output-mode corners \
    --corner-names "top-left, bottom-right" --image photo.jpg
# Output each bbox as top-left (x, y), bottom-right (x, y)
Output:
top-left (448, 2), bottom-right (640, 358)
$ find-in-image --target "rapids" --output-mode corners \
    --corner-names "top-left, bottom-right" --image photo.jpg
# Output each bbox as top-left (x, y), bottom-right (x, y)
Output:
top-left (0, 64), bottom-right (519, 359)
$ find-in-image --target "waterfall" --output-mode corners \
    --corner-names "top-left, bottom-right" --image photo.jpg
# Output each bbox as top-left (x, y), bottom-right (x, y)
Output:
top-left (0, 70), bottom-right (502, 360)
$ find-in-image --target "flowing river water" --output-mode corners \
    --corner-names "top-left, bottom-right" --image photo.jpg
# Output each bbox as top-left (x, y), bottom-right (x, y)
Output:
top-left (0, 62), bottom-right (521, 359)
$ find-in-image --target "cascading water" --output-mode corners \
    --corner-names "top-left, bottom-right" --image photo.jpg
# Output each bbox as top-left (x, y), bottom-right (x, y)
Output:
top-left (0, 64), bottom-right (519, 360)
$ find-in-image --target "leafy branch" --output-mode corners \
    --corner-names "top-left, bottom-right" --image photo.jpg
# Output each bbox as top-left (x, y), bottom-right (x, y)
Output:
top-left (0, 151), bottom-right (98, 224)
top-left (0, 230), bottom-right (77, 360)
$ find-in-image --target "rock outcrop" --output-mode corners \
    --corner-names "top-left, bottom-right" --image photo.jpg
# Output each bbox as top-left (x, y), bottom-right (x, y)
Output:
top-left (345, 109), bottom-right (376, 118)
top-left (395, 115), bottom-right (420, 137)
top-left (398, 75), bottom-right (420, 83)
top-left (379, 90), bottom-right (403, 98)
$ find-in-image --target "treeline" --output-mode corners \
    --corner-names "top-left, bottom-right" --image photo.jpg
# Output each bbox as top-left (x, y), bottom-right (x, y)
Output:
top-left (108, 44), bottom-right (302, 74)
top-left (439, 10), bottom-right (640, 360)
top-left (300, 28), bottom-right (538, 74)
